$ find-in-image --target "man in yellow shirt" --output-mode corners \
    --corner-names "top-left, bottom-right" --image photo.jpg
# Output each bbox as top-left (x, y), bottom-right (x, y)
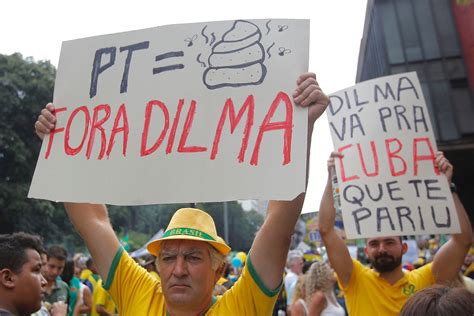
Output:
top-left (318, 152), bottom-right (473, 316)
top-left (35, 72), bottom-right (329, 315)
top-left (79, 258), bottom-right (94, 282)
top-left (95, 280), bottom-right (116, 316)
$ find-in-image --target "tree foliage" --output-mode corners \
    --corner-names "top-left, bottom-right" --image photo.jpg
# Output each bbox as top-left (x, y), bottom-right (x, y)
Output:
top-left (0, 53), bottom-right (80, 248)
top-left (0, 53), bottom-right (263, 254)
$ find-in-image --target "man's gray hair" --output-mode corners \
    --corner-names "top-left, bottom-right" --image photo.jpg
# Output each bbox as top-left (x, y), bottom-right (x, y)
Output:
top-left (286, 249), bottom-right (304, 268)
top-left (207, 244), bottom-right (226, 271)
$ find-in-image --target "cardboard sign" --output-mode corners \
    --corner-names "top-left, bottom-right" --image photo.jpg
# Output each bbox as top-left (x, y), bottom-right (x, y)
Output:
top-left (28, 19), bottom-right (310, 205)
top-left (327, 72), bottom-right (460, 239)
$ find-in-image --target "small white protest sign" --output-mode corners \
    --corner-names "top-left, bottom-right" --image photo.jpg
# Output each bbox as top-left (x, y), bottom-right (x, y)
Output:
top-left (327, 72), bottom-right (460, 239)
top-left (29, 19), bottom-right (310, 205)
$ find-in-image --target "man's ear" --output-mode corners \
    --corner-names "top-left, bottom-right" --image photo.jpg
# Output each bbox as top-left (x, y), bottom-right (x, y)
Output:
top-left (402, 242), bottom-right (408, 255)
top-left (0, 268), bottom-right (16, 289)
top-left (214, 263), bottom-right (225, 283)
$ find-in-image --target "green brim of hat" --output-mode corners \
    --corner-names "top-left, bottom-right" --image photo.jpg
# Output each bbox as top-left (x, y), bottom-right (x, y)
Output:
top-left (147, 235), bottom-right (231, 256)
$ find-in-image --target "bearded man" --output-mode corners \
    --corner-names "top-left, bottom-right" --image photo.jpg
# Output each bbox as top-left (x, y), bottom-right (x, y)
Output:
top-left (318, 152), bottom-right (472, 316)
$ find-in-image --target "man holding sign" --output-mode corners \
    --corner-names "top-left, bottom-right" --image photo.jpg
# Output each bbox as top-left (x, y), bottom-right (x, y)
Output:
top-left (35, 72), bottom-right (328, 315)
top-left (318, 152), bottom-right (472, 316)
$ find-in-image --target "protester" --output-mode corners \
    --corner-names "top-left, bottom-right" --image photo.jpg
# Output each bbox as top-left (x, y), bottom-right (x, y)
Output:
top-left (0, 232), bottom-right (47, 316)
top-left (82, 258), bottom-right (100, 294)
top-left (61, 260), bottom-right (92, 316)
top-left (290, 276), bottom-right (307, 316)
top-left (461, 249), bottom-right (474, 279)
top-left (72, 254), bottom-right (87, 279)
top-left (305, 261), bottom-right (345, 316)
top-left (285, 249), bottom-right (305, 313)
top-left (43, 246), bottom-right (69, 305)
top-left (318, 152), bottom-right (473, 316)
top-left (399, 285), bottom-right (474, 315)
top-left (78, 287), bottom-right (93, 316)
top-left (79, 258), bottom-right (93, 283)
top-left (94, 280), bottom-right (117, 316)
top-left (83, 259), bottom-right (103, 316)
top-left (60, 260), bottom-right (81, 316)
top-left (34, 72), bottom-right (329, 315)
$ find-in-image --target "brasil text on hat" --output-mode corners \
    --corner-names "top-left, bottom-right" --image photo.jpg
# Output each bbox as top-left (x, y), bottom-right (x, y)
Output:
top-left (147, 208), bottom-right (231, 256)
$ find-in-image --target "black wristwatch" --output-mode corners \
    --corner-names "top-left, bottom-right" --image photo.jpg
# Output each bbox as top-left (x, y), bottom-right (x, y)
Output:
top-left (450, 182), bottom-right (457, 193)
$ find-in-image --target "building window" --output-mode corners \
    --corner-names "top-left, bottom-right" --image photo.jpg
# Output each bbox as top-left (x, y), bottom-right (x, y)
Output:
top-left (379, 0), bottom-right (405, 64)
top-left (395, 0), bottom-right (423, 61)
top-left (430, 80), bottom-right (460, 140)
top-left (432, 0), bottom-right (461, 58)
top-left (413, 0), bottom-right (441, 60)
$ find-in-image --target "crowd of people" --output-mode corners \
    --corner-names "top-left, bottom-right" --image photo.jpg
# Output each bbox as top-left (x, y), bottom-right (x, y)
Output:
top-left (0, 235), bottom-right (117, 316)
top-left (1, 227), bottom-right (473, 316)
top-left (278, 243), bottom-right (474, 316)
top-left (0, 72), bottom-right (473, 315)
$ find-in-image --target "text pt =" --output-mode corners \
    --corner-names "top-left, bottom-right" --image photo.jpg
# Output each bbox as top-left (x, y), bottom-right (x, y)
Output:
top-left (44, 92), bottom-right (294, 166)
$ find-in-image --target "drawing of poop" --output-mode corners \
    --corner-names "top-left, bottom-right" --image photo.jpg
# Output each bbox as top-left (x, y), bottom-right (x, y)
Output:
top-left (203, 20), bottom-right (267, 89)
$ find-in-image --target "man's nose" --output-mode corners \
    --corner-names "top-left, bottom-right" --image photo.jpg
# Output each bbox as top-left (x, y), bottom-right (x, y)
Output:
top-left (173, 256), bottom-right (188, 277)
top-left (378, 243), bottom-right (388, 252)
top-left (40, 274), bottom-right (47, 287)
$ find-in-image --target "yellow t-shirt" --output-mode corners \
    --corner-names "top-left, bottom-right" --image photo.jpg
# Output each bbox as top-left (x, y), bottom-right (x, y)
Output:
top-left (88, 274), bottom-right (102, 316)
top-left (338, 259), bottom-right (435, 316)
top-left (149, 270), bottom-right (161, 281)
top-left (80, 268), bottom-right (93, 281)
top-left (96, 280), bottom-right (117, 314)
top-left (104, 247), bottom-right (280, 315)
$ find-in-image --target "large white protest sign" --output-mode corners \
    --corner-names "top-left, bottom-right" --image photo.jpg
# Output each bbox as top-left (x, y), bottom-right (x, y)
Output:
top-left (327, 72), bottom-right (460, 239)
top-left (29, 19), bottom-right (310, 205)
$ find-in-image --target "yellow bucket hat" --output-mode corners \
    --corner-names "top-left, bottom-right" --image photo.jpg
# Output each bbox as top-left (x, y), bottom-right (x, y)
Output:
top-left (147, 208), bottom-right (231, 256)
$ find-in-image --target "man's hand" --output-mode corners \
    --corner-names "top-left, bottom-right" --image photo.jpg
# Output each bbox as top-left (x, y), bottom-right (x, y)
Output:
top-left (435, 151), bottom-right (453, 184)
top-left (35, 103), bottom-right (56, 140)
top-left (327, 151), bottom-right (344, 174)
top-left (293, 72), bottom-right (329, 126)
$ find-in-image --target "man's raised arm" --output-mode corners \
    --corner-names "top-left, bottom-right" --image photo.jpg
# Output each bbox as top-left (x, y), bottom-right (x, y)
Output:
top-left (318, 153), bottom-right (353, 288)
top-left (431, 152), bottom-right (472, 283)
top-left (249, 73), bottom-right (329, 290)
top-left (35, 104), bottom-right (120, 281)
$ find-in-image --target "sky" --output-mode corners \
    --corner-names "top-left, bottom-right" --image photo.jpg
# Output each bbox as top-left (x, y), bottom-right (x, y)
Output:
top-left (0, 0), bottom-right (367, 214)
